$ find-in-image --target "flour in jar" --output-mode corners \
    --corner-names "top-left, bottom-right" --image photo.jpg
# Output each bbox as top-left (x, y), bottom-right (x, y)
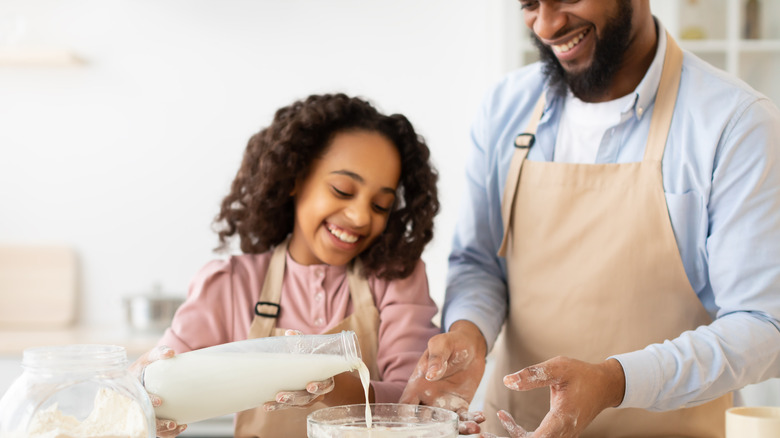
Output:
top-left (21, 387), bottom-right (147, 438)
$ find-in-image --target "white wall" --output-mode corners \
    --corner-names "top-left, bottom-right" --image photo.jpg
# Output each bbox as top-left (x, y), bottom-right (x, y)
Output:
top-left (0, 0), bottom-right (516, 327)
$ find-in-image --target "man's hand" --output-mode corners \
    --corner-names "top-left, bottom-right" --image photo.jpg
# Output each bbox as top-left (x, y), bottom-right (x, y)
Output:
top-left (400, 320), bottom-right (488, 433)
top-left (480, 357), bottom-right (626, 438)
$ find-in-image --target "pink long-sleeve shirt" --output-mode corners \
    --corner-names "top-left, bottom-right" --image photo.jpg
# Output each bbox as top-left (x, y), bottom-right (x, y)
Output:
top-left (158, 250), bottom-right (440, 402)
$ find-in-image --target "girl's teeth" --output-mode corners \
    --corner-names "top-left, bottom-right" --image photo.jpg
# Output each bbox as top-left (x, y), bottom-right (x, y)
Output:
top-left (328, 226), bottom-right (358, 243)
top-left (553, 30), bottom-right (586, 54)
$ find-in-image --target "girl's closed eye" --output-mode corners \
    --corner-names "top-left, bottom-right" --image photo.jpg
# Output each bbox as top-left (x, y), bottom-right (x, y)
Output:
top-left (331, 185), bottom-right (353, 198)
top-left (331, 184), bottom-right (393, 213)
top-left (371, 190), bottom-right (396, 214)
top-left (373, 202), bottom-right (392, 214)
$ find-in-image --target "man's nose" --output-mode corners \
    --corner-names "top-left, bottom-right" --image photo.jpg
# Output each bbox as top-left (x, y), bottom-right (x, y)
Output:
top-left (531, 3), bottom-right (567, 42)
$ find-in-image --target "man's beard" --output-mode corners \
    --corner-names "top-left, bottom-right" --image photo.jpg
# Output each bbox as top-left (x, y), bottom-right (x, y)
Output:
top-left (532, 1), bottom-right (634, 101)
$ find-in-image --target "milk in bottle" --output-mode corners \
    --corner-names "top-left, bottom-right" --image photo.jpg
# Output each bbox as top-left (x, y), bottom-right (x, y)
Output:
top-left (143, 331), bottom-right (362, 424)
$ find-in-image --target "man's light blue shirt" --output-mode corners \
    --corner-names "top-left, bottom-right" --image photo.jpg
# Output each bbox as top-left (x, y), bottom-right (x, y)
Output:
top-left (444, 24), bottom-right (780, 410)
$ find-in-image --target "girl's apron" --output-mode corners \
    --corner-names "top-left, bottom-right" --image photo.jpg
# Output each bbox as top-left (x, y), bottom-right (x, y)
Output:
top-left (234, 240), bottom-right (380, 438)
top-left (485, 33), bottom-right (732, 437)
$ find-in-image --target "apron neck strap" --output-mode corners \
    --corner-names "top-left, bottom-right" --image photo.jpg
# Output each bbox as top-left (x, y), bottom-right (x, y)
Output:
top-left (497, 96), bottom-right (545, 257)
top-left (346, 258), bottom-right (374, 310)
top-left (259, 238), bottom-right (288, 305)
top-left (250, 238), bottom-right (290, 338)
top-left (250, 238), bottom-right (375, 338)
top-left (643, 31), bottom-right (683, 163)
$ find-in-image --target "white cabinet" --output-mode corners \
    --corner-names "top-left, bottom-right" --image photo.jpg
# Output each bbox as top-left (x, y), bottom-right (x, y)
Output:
top-left (652, 0), bottom-right (780, 103)
top-left (505, 0), bottom-right (780, 104)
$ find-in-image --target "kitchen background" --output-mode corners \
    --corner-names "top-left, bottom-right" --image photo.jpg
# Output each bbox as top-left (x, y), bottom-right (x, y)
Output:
top-left (0, 0), bottom-right (778, 436)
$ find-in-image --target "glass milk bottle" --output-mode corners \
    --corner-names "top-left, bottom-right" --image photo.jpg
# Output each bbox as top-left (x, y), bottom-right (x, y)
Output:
top-left (0, 344), bottom-right (155, 438)
top-left (143, 330), bottom-right (363, 425)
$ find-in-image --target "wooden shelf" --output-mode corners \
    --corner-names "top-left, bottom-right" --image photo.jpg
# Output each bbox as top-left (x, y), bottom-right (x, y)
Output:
top-left (0, 326), bottom-right (159, 357)
top-left (0, 47), bottom-right (85, 67)
top-left (680, 39), bottom-right (780, 53)
top-left (736, 39), bottom-right (780, 52)
top-left (679, 39), bottom-right (730, 53)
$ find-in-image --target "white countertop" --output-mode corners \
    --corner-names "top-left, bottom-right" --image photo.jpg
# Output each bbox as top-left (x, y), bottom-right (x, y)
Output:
top-left (0, 325), bottom-right (161, 357)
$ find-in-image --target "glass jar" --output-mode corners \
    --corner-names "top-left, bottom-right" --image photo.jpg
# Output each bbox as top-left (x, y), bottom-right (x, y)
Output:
top-left (143, 330), bottom-right (363, 425)
top-left (0, 344), bottom-right (155, 438)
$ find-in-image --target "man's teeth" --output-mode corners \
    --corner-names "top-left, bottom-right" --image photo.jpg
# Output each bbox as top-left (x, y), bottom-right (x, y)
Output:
top-left (553, 30), bottom-right (587, 54)
top-left (328, 226), bottom-right (358, 243)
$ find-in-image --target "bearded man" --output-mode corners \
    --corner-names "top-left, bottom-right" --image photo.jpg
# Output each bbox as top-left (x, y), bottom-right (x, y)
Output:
top-left (401, 1), bottom-right (780, 437)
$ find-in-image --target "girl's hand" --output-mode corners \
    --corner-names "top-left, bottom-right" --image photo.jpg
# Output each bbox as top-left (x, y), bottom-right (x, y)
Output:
top-left (263, 329), bottom-right (336, 411)
top-left (129, 345), bottom-right (188, 438)
top-left (155, 417), bottom-right (188, 438)
top-left (262, 377), bottom-right (336, 411)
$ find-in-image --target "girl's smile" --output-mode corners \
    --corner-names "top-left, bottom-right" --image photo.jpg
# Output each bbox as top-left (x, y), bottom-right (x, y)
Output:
top-left (326, 222), bottom-right (360, 244)
top-left (288, 129), bottom-right (401, 267)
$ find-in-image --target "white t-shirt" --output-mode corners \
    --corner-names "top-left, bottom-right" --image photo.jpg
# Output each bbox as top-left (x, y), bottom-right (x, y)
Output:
top-left (554, 90), bottom-right (635, 163)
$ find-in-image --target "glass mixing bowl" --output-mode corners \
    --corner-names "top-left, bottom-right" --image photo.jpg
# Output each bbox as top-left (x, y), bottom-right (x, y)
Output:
top-left (307, 403), bottom-right (458, 438)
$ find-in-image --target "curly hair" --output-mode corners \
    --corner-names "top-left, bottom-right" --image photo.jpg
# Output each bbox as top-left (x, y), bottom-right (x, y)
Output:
top-left (214, 93), bottom-right (439, 280)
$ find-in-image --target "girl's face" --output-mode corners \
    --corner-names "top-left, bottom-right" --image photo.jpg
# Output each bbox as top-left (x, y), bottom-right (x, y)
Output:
top-left (288, 130), bottom-right (401, 267)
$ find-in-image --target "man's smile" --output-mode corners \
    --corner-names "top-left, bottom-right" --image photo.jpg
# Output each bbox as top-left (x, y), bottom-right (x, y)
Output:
top-left (552, 28), bottom-right (591, 55)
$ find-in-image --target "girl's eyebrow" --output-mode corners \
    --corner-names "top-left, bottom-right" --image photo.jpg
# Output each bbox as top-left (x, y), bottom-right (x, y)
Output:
top-left (330, 170), bottom-right (397, 195)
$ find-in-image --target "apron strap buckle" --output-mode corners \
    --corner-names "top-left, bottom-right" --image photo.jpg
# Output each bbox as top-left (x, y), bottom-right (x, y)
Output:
top-left (255, 301), bottom-right (281, 318)
top-left (514, 133), bottom-right (535, 149)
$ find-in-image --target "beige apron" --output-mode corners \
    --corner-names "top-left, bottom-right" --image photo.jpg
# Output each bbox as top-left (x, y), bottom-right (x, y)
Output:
top-left (485, 34), bottom-right (732, 437)
top-left (234, 240), bottom-right (380, 438)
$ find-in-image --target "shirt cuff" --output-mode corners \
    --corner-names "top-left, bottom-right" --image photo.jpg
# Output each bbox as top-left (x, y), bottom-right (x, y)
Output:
top-left (443, 306), bottom-right (500, 353)
top-left (610, 349), bottom-right (663, 409)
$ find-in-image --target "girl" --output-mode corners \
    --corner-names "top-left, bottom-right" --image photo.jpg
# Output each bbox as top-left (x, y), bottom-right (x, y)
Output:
top-left (132, 93), bottom-right (441, 437)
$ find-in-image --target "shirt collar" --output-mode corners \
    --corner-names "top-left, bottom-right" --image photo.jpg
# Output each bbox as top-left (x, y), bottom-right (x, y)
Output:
top-left (285, 250), bottom-right (347, 278)
top-left (632, 19), bottom-right (667, 121)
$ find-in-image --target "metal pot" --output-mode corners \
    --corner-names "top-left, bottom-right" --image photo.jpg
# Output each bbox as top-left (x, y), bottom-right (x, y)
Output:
top-left (123, 289), bottom-right (184, 333)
